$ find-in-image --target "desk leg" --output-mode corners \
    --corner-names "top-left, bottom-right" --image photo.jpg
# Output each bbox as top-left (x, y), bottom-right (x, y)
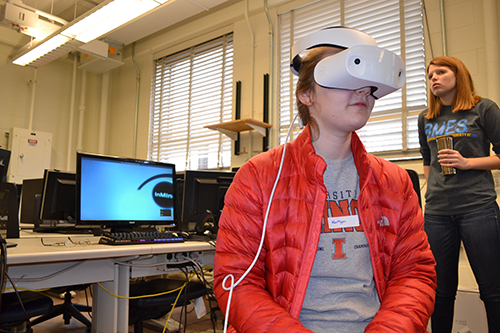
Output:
top-left (117, 264), bottom-right (130, 333)
top-left (92, 265), bottom-right (119, 333)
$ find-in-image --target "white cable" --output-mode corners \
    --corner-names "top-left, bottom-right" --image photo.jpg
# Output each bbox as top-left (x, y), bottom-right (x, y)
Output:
top-left (221, 113), bottom-right (298, 332)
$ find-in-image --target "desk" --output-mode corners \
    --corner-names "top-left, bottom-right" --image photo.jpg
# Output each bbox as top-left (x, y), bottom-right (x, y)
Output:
top-left (5, 236), bottom-right (215, 333)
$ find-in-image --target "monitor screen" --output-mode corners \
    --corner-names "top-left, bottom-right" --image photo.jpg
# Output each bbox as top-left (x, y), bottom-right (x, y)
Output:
top-left (180, 170), bottom-right (235, 234)
top-left (76, 152), bottom-right (177, 230)
top-left (39, 170), bottom-right (76, 222)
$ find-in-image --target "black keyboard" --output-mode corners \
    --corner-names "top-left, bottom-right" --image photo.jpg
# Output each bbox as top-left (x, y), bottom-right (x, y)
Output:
top-left (99, 231), bottom-right (185, 245)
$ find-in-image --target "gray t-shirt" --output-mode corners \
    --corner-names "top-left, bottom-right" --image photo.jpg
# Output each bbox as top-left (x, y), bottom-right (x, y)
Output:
top-left (299, 154), bottom-right (380, 333)
top-left (418, 98), bottom-right (500, 215)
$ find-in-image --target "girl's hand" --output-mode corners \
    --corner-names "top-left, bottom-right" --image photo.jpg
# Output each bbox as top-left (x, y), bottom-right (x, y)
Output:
top-left (437, 149), bottom-right (470, 170)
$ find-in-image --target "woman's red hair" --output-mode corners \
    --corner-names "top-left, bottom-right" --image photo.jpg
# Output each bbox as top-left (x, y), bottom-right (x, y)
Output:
top-left (425, 56), bottom-right (481, 119)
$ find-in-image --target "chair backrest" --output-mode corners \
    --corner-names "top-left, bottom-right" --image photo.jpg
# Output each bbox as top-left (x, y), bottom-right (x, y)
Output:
top-left (129, 277), bottom-right (208, 329)
top-left (0, 291), bottom-right (54, 330)
top-left (406, 169), bottom-right (422, 208)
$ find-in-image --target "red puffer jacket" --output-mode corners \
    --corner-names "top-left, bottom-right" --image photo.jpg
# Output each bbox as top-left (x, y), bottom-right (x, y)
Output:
top-left (214, 126), bottom-right (436, 332)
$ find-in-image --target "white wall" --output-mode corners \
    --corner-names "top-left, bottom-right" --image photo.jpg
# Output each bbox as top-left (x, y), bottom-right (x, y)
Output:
top-left (424, 0), bottom-right (500, 102)
top-left (0, 0), bottom-right (499, 175)
top-left (106, 0), bottom-right (275, 167)
top-left (0, 30), bottom-right (102, 172)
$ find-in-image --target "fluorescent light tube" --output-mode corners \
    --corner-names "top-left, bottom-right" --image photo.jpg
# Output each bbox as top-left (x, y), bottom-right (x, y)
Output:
top-left (12, 34), bottom-right (71, 66)
top-left (63, 0), bottom-right (167, 43)
top-left (11, 0), bottom-right (169, 67)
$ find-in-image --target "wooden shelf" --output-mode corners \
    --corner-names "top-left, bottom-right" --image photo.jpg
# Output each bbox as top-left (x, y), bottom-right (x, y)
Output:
top-left (205, 118), bottom-right (272, 140)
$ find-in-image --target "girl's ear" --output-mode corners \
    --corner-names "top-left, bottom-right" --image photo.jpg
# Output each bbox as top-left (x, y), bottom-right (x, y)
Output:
top-left (298, 90), bottom-right (313, 106)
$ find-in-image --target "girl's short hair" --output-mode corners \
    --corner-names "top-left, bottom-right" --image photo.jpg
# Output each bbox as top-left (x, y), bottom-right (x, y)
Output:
top-left (425, 56), bottom-right (481, 119)
top-left (295, 46), bottom-right (342, 138)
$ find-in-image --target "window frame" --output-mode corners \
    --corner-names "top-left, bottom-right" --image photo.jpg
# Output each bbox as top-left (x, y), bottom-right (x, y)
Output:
top-left (149, 33), bottom-right (234, 172)
top-left (276, 0), bottom-right (427, 156)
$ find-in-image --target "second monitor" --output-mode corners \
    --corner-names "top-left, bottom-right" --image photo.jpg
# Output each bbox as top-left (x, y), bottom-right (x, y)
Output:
top-left (40, 169), bottom-right (76, 223)
top-left (179, 170), bottom-right (235, 236)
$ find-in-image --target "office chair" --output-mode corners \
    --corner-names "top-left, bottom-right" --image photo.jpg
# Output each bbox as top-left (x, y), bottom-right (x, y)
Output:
top-left (30, 284), bottom-right (92, 332)
top-left (129, 277), bottom-right (208, 333)
top-left (24, 181), bottom-right (92, 332)
top-left (1, 235), bottom-right (54, 332)
top-left (0, 291), bottom-right (54, 332)
top-left (406, 169), bottom-right (422, 208)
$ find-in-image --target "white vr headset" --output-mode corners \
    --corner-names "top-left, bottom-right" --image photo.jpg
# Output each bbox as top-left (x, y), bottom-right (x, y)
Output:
top-left (290, 27), bottom-right (406, 99)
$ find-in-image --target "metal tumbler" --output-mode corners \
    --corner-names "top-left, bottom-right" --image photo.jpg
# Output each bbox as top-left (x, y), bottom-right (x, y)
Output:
top-left (436, 136), bottom-right (456, 176)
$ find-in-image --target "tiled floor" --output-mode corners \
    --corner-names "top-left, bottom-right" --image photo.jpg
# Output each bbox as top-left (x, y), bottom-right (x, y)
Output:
top-left (29, 288), bottom-right (224, 333)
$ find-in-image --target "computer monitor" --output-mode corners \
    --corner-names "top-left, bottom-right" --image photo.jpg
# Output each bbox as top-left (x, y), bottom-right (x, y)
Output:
top-left (0, 148), bottom-right (11, 183)
top-left (20, 178), bottom-right (44, 224)
top-left (76, 152), bottom-right (178, 232)
top-left (180, 170), bottom-right (235, 235)
top-left (175, 172), bottom-right (185, 228)
top-left (39, 170), bottom-right (76, 222)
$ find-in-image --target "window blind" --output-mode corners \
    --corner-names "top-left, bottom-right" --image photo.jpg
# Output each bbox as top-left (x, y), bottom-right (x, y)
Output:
top-left (149, 34), bottom-right (234, 171)
top-left (278, 0), bottom-right (426, 152)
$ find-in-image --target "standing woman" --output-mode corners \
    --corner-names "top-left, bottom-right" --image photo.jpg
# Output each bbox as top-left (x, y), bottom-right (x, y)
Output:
top-left (418, 56), bottom-right (500, 333)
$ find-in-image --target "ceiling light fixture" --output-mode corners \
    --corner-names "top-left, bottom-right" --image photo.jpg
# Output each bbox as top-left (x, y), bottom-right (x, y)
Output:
top-left (11, 0), bottom-right (169, 67)
top-left (13, 34), bottom-right (71, 66)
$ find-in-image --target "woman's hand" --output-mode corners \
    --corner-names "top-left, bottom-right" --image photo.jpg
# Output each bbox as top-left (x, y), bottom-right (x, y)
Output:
top-left (437, 149), bottom-right (469, 170)
top-left (438, 149), bottom-right (500, 171)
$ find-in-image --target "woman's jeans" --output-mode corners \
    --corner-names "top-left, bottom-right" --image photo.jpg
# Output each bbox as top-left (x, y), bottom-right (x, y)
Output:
top-left (425, 202), bottom-right (500, 333)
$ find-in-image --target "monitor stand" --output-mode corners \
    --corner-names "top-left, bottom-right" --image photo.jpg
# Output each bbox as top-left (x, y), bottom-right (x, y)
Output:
top-left (183, 210), bottom-right (217, 241)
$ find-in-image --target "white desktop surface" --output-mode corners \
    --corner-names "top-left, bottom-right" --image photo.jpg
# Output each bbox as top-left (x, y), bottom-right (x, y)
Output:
top-left (4, 233), bottom-right (215, 333)
top-left (6, 235), bottom-right (210, 265)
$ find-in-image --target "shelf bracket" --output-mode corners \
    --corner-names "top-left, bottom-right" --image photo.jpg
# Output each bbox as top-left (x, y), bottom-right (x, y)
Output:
top-left (216, 128), bottom-right (238, 141)
top-left (247, 123), bottom-right (267, 136)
